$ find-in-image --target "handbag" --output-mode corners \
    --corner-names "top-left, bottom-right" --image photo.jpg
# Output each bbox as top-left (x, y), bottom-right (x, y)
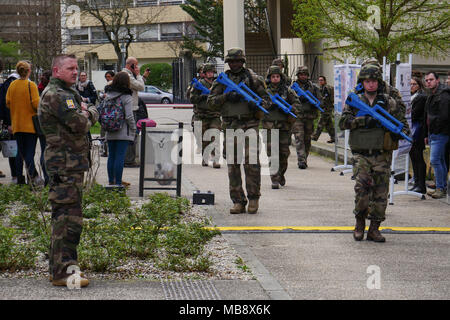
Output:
top-left (29, 81), bottom-right (43, 136)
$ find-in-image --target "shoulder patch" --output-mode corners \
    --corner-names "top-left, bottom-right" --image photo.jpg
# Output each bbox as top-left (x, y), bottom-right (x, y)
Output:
top-left (66, 99), bottom-right (76, 109)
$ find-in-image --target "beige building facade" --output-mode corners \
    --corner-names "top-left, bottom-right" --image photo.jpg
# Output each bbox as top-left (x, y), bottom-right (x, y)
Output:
top-left (63, 1), bottom-right (197, 70)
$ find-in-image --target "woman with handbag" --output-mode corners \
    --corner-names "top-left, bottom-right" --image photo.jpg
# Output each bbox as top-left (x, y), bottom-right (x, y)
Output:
top-left (6, 61), bottom-right (43, 185)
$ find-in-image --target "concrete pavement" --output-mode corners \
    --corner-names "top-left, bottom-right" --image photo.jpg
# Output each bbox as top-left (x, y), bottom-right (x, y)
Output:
top-left (0, 110), bottom-right (449, 300)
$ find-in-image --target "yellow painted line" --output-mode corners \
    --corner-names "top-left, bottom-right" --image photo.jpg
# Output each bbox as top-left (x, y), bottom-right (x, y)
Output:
top-left (205, 226), bottom-right (450, 232)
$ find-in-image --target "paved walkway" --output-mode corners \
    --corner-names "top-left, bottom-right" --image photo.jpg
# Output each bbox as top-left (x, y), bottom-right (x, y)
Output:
top-left (0, 126), bottom-right (449, 301)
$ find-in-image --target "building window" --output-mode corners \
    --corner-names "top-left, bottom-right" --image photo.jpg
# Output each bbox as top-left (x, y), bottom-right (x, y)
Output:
top-left (137, 25), bottom-right (158, 41)
top-left (135, 0), bottom-right (158, 6)
top-left (159, 0), bottom-right (184, 5)
top-left (160, 22), bottom-right (183, 40)
top-left (69, 28), bottom-right (89, 44)
top-left (91, 27), bottom-right (110, 43)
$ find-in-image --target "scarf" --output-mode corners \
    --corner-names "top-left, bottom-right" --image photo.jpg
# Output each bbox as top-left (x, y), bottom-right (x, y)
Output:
top-left (77, 80), bottom-right (89, 92)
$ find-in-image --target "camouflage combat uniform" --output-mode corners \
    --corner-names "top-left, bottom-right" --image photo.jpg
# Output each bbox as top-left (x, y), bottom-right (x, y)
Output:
top-left (38, 77), bottom-right (98, 280)
top-left (189, 64), bottom-right (221, 166)
top-left (263, 66), bottom-right (301, 188)
top-left (291, 66), bottom-right (322, 168)
top-left (312, 83), bottom-right (335, 142)
top-left (339, 65), bottom-right (410, 242)
top-left (208, 48), bottom-right (270, 211)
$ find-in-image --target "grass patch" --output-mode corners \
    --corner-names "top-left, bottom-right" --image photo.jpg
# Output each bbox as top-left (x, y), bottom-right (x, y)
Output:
top-left (0, 183), bottom-right (220, 275)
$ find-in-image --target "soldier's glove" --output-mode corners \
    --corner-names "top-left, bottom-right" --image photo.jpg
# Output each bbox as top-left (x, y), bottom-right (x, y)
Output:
top-left (352, 116), bottom-right (367, 129)
top-left (390, 132), bottom-right (402, 141)
top-left (247, 100), bottom-right (258, 111)
top-left (225, 91), bottom-right (241, 103)
top-left (297, 96), bottom-right (306, 104)
top-left (199, 94), bottom-right (208, 102)
top-left (269, 103), bottom-right (278, 111)
top-left (365, 115), bottom-right (379, 128)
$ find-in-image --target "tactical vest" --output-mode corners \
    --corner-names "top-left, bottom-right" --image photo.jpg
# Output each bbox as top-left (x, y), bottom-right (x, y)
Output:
top-left (349, 127), bottom-right (385, 151)
top-left (221, 101), bottom-right (252, 117)
top-left (349, 94), bottom-right (392, 151)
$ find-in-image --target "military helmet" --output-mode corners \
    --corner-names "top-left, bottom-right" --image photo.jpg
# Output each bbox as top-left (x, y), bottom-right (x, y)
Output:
top-left (296, 65), bottom-right (309, 76)
top-left (266, 65), bottom-right (283, 77)
top-left (358, 64), bottom-right (383, 83)
top-left (361, 57), bottom-right (381, 69)
top-left (202, 63), bottom-right (216, 73)
top-left (225, 47), bottom-right (246, 63)
top-left (272, 58), bottom-right (284, 68)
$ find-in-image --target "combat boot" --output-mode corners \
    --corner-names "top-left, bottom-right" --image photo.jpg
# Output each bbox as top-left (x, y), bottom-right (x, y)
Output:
top-left (353, 215), bottom-right (366, 241)
top-left (298, 161), bottom-right (307, 169)
top-left (247, 199), bottom-right (259, 214)
top-left (431, 188), bottom-right (446, 199)
top-left (52, 275), bottom-right (90, 288)
top-left (202, 160), bottom-right (208, 167)
top-left (279, 176), bottom-right (286, 186)
top-left (271, 182), bottom-right (280, 189)
top-left (367, 220), bottom-right (385, 242)
top-left (230, 203), bottom-right (246, 214)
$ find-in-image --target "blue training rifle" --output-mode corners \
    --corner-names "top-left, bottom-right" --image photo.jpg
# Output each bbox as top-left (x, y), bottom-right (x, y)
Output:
top-left (269, 93), bottom-right (297, 118)
top-left (291, 82), bottom-right (324, 112)
top-left (216, 72), bottom-right (269, 114)
top-left (191, 78), bottom-right (210, 95)
top-left (345, 92), bottom-right (412, 143)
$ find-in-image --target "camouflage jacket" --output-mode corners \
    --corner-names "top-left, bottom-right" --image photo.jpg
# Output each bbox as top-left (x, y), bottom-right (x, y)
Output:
top-left (207, 68), bottom-right (270, 124)
top-left (339, 93), bottom-right (410, 148)
top-left (292, 80), bottom-right (322, 119)
top-left (263, 83), bottom-right (301, 130)
top-left (190, 78), bottom-right (220, 119)
top-left (38, 77), bottom-right (99, 174)
top-left (320, 84), bottom-right (334, 113)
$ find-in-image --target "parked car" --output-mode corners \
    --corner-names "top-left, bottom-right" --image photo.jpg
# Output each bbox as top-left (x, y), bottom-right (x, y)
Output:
top-left (138, 85), bottom-right (173, 104)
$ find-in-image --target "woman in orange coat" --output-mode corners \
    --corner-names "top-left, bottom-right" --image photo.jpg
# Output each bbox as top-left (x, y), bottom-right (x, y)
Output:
top-left (6, 61), bottom-right (42, 185)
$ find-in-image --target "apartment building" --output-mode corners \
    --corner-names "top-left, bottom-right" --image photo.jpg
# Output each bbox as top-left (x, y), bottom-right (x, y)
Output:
top-left (63, 0), bottom-right (197, 71)
top-left (0, 0), bottom-right (61, 73)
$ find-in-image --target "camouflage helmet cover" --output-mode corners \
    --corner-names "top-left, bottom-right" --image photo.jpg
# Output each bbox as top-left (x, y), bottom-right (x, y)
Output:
top-left (266, 65), bottom-right (283, 78)
top-left (272, 58), bottom-right (284, 68)
top-left (202, 63), bottom-right (216, 73)
top-left (361, 57), bottom-right (381, 68)
top-left (225, 47), bottom-right (246, 63)
top-left (296, 65), bottom-right (309, 75)
top-left (358, 64), bottom-right (383, 83)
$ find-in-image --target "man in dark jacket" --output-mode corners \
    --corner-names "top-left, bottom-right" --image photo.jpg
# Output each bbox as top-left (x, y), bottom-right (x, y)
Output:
top-left (424, 72), bottom-right (450, 199)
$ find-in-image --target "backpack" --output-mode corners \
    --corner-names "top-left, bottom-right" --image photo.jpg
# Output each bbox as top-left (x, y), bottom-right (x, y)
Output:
top-left (97, 95), bottom-right (125, 132)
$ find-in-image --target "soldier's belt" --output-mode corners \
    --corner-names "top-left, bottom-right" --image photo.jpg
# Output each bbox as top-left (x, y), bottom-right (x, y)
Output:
top-left (352, 149), bottom-right (383, 157)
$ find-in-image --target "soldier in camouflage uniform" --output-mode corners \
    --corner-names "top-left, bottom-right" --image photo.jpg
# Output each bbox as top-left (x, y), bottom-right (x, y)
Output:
top-left (312, 76), bottom-right (335, 143)
top-left (339, 64), bottom-right (410, 243)
top-left (208, 48), bottom-right (270, 214)
top-left (263, 65), bottom-right (300, 189)
top-left (360, 58), bottom-right (406, 114)
top-left (189, 63), bottom-right (222, 168)
top-left (291, 66), bottom-right (322, 169)
top-left (271, 58), bottom-right (292, 86)
top-left (188, 64), bottom-right (204, 154)
top-left (38, 54), bottom-right (99, 287)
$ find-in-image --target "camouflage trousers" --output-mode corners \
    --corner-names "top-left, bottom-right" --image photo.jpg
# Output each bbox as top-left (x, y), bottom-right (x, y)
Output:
top-left (199, 117), bottom-right (222, 161)
top-left (313, 110), bottom-right (335, 140)
top-left (263, 128), bottom-right (291, 183)
top-left (48, 172), bottom-right (84, 280)
top-left (223, 119), bottom-right (261, 205)
top-left (352, 152), bottom-right (392, 221)
top-left (292, 118), bottom-right (315, 164)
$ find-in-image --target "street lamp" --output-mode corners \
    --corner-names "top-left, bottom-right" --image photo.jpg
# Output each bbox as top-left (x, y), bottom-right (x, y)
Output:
top-left (120, 42), bottom-right (126, 71)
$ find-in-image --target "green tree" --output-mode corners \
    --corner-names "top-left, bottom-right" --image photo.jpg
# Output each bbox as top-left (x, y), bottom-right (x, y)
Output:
top-left (0, 40), bottom-right (20, 61)
top-left (180, 0), bottom-right (224, 59)
top-left (140, 63), bottom-right (172, 91)
top-left (291, 0), bottom-right (450, 63)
